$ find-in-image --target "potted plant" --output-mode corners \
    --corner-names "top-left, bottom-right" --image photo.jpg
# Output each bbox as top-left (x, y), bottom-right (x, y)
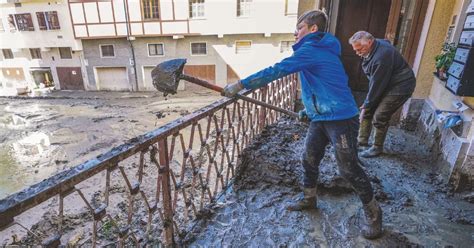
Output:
top-left (435, 42), bottom-right (456, 80)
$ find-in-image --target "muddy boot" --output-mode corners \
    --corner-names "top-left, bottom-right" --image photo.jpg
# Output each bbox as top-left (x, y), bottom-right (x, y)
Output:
top-left (287, 187), bottom-right (317, 211)
top-left (361, 199), bottom-right (383, 239)
top-left (358, 119), bottom-right (372, 147)
top-left (360, 127), bottom-right (387, 158)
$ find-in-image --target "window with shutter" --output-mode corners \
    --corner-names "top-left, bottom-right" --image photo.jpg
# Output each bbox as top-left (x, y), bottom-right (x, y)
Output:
top-left (148, 44), bottom-right (164, 56)
top-left (59, 47), bottom-right (72, 59)
top-left (100, 45), bottom-right (115, 57)
top-left (15, 14), bottom-right (34, 31)
top-left (36, 12), bottom-right (47, 30)
top-left (237, 0), bottom-right (252, 17)
top-left (36, 11), bottom-right (60, 30)
top-left (189, 0), bottom-right (205, 18)
top-left (142, 0), bottom-right (160, 20)
top-left (8, 15), bottom-right (16, 31)
top-left (2, 49), bottom-right (14, 59)
top-left (235, 41), bottom-right (251, 54)
top-left (30, 48), bottom-right (42, 59)
top-left (191, 42), bottom-right (207, 55)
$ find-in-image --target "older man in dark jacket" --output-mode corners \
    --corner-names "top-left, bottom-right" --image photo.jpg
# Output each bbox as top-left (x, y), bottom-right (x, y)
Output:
top-left (349, 31), bottom-right (416, 157)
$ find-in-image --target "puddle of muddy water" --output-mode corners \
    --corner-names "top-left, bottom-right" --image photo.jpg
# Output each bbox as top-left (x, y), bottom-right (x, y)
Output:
top-left (0, 92), bottom-right (220, 199)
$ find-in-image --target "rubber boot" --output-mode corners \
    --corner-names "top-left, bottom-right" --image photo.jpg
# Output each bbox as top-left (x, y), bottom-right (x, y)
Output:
top-left (287, 187), bottom-right (317, 211)
top-left (361, 199), bottom-right (383, 239)
top-left (358, 119), bottom-right (372, 147)
top-left (360, 127), bottom-right (387, 158)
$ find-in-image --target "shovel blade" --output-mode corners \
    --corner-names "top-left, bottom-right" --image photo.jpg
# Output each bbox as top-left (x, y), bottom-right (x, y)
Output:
top-left (151, 58), bottom-right (187, 96)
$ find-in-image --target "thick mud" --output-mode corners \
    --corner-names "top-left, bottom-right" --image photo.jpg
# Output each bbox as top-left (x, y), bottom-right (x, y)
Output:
top-left (184, 118), bottom-right (474, 247)
top-left (0, 90), bottom-right (220, 199)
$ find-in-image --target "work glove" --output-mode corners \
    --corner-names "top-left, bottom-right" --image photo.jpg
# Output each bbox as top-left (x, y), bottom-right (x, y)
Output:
top-left (298, 109), bottom-right (309, 122)
top-left (222, 81), bottom-right (244, 98)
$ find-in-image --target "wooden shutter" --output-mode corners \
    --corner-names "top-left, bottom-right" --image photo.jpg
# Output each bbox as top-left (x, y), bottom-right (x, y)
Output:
top-left (48, 11), bottom-right (60, 30)
top-left (36, 12), bottom-right (47, 30)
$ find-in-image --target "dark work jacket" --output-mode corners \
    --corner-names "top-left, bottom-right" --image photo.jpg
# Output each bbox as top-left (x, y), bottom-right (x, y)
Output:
top-left (361, 39), bottom-right (416, 109)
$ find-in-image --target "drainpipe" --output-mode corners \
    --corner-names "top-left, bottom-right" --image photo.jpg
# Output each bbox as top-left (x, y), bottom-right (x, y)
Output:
top-left (123, 0), bottom-right (139, 91)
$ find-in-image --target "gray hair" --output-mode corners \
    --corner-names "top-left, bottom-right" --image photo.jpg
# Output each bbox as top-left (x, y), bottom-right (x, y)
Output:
top-left (349, 31), bottom-right (375, 45)
top-left (297, 10), bottom-right (328, 31)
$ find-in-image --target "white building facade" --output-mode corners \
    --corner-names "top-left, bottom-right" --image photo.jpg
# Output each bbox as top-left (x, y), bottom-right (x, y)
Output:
top-left (0, 0), bottom-right (87, 93)
top-left (69, 0), bottom-right (299, 91)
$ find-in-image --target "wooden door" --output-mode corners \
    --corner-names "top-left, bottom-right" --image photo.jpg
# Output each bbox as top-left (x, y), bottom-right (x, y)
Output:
top-left (335, 0), bottom-right (392, 91)
top-left (57, 67), bottom-right (85, 90)
top-left (183, 65), bottom-right (216, 91)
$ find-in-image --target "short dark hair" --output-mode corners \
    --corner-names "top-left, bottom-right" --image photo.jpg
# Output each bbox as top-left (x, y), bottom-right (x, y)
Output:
top-left (297, 10), bottom-right (328, 32)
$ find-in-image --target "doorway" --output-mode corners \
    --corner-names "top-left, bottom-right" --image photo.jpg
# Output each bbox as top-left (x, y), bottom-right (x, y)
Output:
top-left (322, 0), bottom-right (428, 92)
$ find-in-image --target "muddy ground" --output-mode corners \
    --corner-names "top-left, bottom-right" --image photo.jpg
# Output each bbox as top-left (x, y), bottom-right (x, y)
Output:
top-left (184, 118), bottom-right (474, 247)
top-left (0, 90), bottom-right (220, 198)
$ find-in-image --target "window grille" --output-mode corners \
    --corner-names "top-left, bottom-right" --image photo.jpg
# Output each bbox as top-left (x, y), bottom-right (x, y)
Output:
top-left (142, 0), bottom-right (160, 20)
top-left (189, 0), bottom-right (205, 18)
top-left (100, 45), bottom-right (115, 57)
top-left (191, 42), bottom-right (207, 55)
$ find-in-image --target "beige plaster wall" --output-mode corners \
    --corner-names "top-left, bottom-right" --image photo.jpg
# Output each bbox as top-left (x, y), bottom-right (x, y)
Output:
top-left (414, 0), bottom-right (456, 98)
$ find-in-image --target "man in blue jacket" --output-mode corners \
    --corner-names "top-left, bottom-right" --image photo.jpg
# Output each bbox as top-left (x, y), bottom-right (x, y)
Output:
top-left (223, 10), bottom-right (382, 239)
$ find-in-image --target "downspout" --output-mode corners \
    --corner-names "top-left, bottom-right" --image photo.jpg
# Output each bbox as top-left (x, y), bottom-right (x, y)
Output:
top-left (123, 0), bottom-right (139, 91)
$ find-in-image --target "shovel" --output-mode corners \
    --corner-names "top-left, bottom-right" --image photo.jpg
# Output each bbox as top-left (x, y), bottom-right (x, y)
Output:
top-left (151, 59), bottom-right (299, 119)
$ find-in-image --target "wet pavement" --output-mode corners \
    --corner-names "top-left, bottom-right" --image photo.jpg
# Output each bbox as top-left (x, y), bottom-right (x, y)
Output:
top-left (0, 90), bottom-right (220, 199)
top-left (184, 118), bottom-right (474, 247)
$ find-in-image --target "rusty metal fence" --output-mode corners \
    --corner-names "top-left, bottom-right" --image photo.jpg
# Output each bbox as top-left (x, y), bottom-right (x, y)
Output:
top-left (0, 74), bottom-right (297, 247)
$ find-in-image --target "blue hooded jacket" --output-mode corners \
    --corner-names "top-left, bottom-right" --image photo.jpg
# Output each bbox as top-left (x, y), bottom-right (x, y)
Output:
top-left (240, 32), bottom-right (358, 122)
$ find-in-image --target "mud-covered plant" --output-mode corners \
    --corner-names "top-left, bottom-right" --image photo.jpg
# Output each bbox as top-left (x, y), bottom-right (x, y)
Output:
top-left (435, 42), bottom-right (456, 72)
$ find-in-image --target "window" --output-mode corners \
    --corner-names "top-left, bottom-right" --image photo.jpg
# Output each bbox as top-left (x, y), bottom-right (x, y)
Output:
top-left (59, 47), bottom-right (72, 59)
top-left (142, 0), bottom-right (160, 20)
top-left (148, 43), bottom-right (164, 56)
top-left (189, 0), bottom-right (205, 18)
top-left (235, 41), bottom-right (251, 54)
top-left (30, 48), bottom-right (42, 59)
top-left (280, 41), bottom-right (294, 52)
top-left (100, 45), bottom-right (115, 57)
top-left (2, 49), bottom-right (13, 59)
top-left (9, 13), bottom-right (34, 31)
top-left (0, 18), bottom-right (4, 32)
top-left (36, 11), bottom-right (60, 30)
top-left (237, 0), bottom-right (252, 17)
top-left (285, 0), bottom-right (298, 16)
top-left (191, 42), bottom-right (207, 55)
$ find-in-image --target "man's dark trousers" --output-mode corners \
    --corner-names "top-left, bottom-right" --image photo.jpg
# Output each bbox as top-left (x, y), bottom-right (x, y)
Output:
top-left (302, 116), bottom-right (374, 204)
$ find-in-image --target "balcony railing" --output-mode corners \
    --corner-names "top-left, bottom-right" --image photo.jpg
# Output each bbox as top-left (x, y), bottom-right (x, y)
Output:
top-left (0, 74), bottom-right (297, 247)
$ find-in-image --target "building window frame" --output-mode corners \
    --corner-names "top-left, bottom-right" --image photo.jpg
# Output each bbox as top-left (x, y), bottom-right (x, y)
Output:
top-left (284, 0), bottom-right (298, 16)
top-left (189, 0), bottom-right (205, 19)
top-left (190, 42), bottom-right (207, 56)
top-left (235, 40), bottom-right (252, 54)
top-left (100, 44), bottom-right (116, 58)
top-left (280, 40), bottom-right (294, 53)
top-left (237, 0), bottom-right (252, 17)
top-left (2, 49), bottom-right (14, 59)
top-left (148, 43), bottom-right (165, 57)
top-left (30, 48), bottom-right (42, 59)
top-left (9, 13), bottom-right (34, 31)
top-left (36, 11), bottom-right (60, 30)
top-left (142, 0), bottom-right (160, 20)
top-left (59, 47), bottom-right (72, 59)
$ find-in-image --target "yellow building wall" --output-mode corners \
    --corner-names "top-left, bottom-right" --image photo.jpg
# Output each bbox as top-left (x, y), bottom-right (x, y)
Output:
top-left (414, 0), bottom-right (456, 98)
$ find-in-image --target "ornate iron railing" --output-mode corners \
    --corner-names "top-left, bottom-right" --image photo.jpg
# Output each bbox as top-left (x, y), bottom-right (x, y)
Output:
top-left (0, 74), bottom-right (297, 247)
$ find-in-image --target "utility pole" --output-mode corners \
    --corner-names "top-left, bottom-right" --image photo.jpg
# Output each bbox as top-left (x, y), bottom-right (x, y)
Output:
top-left (123, 0), bottom-right (139, 91)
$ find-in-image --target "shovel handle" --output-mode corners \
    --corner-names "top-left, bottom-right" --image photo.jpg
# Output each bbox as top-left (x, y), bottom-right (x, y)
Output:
top-left (181, 74), bottom-right (299, 119)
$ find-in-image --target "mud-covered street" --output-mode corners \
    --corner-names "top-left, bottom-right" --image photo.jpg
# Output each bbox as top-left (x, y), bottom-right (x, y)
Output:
top-left (184, 118), bottom-right (474, 247)
top-left (0, 90), bottom-right (220, 198)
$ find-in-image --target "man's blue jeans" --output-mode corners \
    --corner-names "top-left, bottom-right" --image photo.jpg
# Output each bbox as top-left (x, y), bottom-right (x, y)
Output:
top-left (302, 116), bottom-right (374, 204)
